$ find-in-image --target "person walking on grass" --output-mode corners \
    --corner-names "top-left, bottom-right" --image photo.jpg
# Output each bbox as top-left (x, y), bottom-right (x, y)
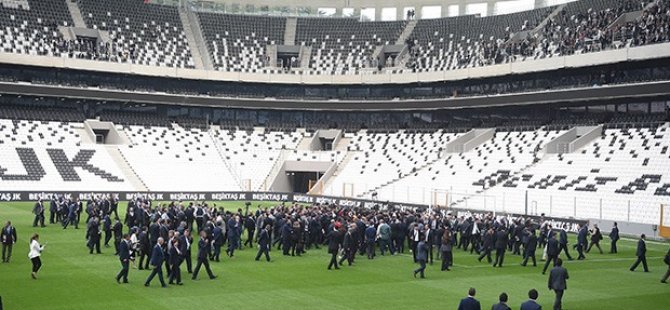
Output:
top-left (28, 233), bottom-right (45, 279)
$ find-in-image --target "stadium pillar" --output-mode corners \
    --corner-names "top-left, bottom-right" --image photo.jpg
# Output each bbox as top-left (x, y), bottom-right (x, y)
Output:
top-left (524, 191), bottom-right (527, 215)
top-left (599, 199), bottom-right (603, 219)
top-left (573, 197), bottom-right (577, 217)
top-left (627, 201), bottom-right (631, 222)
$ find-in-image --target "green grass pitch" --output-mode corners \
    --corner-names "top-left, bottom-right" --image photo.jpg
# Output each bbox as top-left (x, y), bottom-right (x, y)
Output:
top-left (0, 201), bottom-right (669, 309)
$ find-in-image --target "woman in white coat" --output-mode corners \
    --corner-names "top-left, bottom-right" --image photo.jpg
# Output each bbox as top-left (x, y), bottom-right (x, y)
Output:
top-left (28, 233), bottom-right (45, 279)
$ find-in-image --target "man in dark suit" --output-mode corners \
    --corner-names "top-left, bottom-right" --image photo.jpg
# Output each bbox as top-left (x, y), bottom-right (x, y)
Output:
top-left (543, 233), bottom-right (559, 275)
top-left (327, 226), bottom-right (343, 270)
top-left (477, 228), bottom-right (493, 263)
top-left (180, 230), bottom-right (193, 273)
top-left (364, 223), bottom-right (376, 259)
top-left (49, 198), bottom-right (58, 224)
top-left (192, 231), bottom-right (217, 280)
top-left (609, 222), bottom-right (619, 254)
top-left (226, 216), bottom-right (240, 257)
top-left (629, 234), bottom-right (648, 272)
top-left (87, 217), bottom-right (102, 254)
top-left (244, 214), bottom-right (255, 248)
top-left (586, 224), bottom-right (603, 254)
top-left (491, 292), bottom-right (511, 310)
top-left (558, 225), bottom-right (573, 260)
top-left (520, 289), bottom-right (542, 310)
top-left (576, 224), bottom-right (587, 260)
top-left (457, 287), bottom-right (481, 310)
top-left (413, 234), bottom-right (428, 278)
top-left (548, 258), bottom-right (569, 310)
top-left (255, 224), bottom-right (271, 262)
top-left (32, 200), bottom-right (45, 227)
top-left (212, 224), bottom-right (224, 262)
top-left (116, 234), bottom-right (131, 284)
top-left (168, 238), bottom-right (183, 285)
top-left (144, 237), bottom-right (167, 287)
top-left (522, 229), bottom-right (538, 267)
top-left (493, 227), bottom-right (508, 267)
top-left (1, 221), bottom-right (17, 263)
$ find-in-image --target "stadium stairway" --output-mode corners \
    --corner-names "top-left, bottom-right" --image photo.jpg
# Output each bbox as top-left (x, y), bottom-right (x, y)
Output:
top-left (206, 127), bottom-right (243, 188)
top-left (179, 8), bottom-right (207, 70)
top-left (66, 0), bottom-right (86, 28)
top-left (395, 19), bottom-right (417, 45)
top-left (105, 145), bottom-right (148, 191)
top-left (284, 17), bottom-right (297, 46)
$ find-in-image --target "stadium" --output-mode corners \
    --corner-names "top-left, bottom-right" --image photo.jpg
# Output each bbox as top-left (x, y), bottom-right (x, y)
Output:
top-left (0, 0), bottom-right (669, 308)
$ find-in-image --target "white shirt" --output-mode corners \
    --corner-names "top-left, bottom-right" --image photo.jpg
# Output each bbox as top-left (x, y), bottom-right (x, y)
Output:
top-left (28, 239), bottom-right (44, 259)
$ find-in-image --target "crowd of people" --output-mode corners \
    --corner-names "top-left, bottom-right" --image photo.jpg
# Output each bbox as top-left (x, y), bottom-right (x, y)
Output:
top-left (407, 0), bottom-right (670, 72)
top-left (7, 194), bottom-right (670, 308)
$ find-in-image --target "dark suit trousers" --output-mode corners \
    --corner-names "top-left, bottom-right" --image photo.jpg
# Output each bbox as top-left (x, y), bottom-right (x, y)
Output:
top-left (366, 241), bottom-right (375, 259)
top-left (414, 259), bottom-right (426, 278)
top-left (553, 289), bottom-right (564, 310)
top-left (587, 241), bottom-right (603, 254)
top-left (478, 248), bottom-right (492, 263)
top-left (2, 244), bottom-right (12, 262)
top-left (339, 249), bottom-right (353, 266)
top-left (559, 243), bottom-right (573, 259)
top-left (543, 255), bottom-right (558, 274)
top-left (610, 240), bottom-right (618, 253)
top-left (139, 248), bottom-right (150, 269)
top-left (630, 255), bottom-right (648, 272)
top-left (441, 250), bottom-right (451, 270)
top-left (244, 229), bottom-right (255, 247)
top-left (493, 249), bottom-right (505, 267)
top-left (662, 266), bottom-right (670, 282)
top-left (192, 257), bottom-right (215, 279)
top-left (116, 261), bottom-right (129, 282)
top-left (328, 252), bottom-right (339, 269)
top-left (522, 252), bottom-right (537, 266)
top-left (104, 230), bottom-right (112, 246)
top-left (145, 264), bottom-right (166, 286)
top-left (33, 214), bottom-right (44, 227)
top-left (168, 261), bottom-right (181, 284)
top-left (576, 243), bottom-right (585, 259)
top-left (184, 250), bottom-right (192, 273)
top-left (255, 246), bottom-right (270, 261)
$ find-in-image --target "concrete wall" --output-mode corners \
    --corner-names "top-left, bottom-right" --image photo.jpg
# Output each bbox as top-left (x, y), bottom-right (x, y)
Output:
top-left (544, 128), bottom-right (577, 154)
top-left (462, 128), bottom-right (495, 152)
top-left (1, 42), bottom-right (670, 85)
top-left (445, 130), bottom-right (475, 153)
top-left (306, 129), bottom-right (342, 151)
top-left (569, 125), bottom-right (602, 152)
top-left (589, 218), bottom-right (665, 241)
top-left (84, 120), bottom-right (129, 145)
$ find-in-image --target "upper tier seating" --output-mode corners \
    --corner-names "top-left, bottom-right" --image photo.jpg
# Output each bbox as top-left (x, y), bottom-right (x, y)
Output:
top-left (197, 13), bottom-right (285, 72)
top-left (0, 0), bottom-right (72, 56)
top-left (78, 0), bottom-right (194, 68)
top-left (407, 6), bottom-right (554, 71)
top-left (296, 18), bottom-right (405, 75)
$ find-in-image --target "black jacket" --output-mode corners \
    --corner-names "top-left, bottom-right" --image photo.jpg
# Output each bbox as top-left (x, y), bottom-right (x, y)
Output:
top-left (494, 230), bottom-right (508, 250)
